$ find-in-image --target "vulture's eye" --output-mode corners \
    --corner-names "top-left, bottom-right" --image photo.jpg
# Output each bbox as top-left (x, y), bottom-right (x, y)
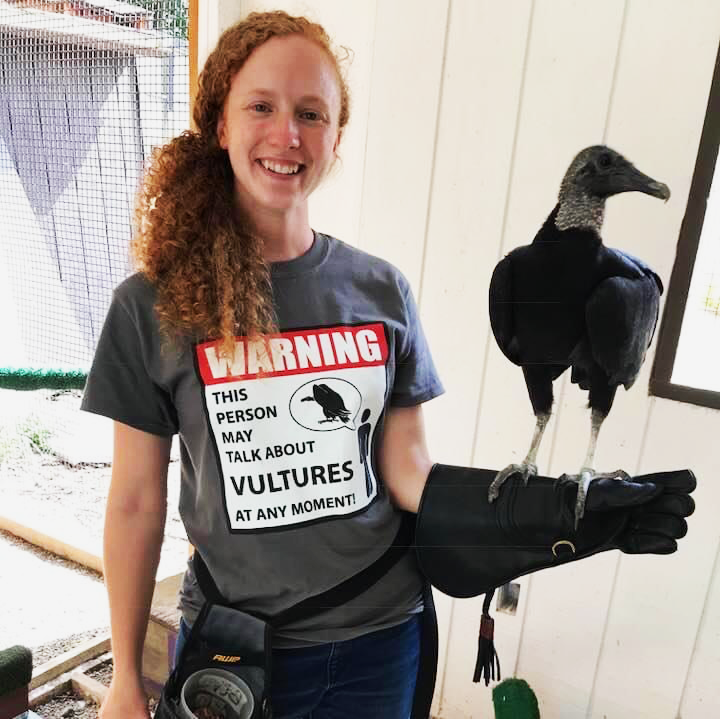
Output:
top-left (598, 153), bottom-right (612, 168)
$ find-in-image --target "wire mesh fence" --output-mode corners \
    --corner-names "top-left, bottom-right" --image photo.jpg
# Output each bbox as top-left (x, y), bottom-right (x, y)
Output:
top-left (0, 0), bottom-right (189, 464)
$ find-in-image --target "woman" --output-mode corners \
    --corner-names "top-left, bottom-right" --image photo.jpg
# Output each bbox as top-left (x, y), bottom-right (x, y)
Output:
top-left (83, 10), bottom-right (442, 719)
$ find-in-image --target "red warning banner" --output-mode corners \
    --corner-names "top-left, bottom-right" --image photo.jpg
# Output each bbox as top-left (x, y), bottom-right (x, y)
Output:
top-left (196, 324), bottom-right (388, 385)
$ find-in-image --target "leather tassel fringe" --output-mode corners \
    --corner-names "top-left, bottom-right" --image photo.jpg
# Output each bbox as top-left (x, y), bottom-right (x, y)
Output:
top-left (473, 588), bottom-right (501, 686)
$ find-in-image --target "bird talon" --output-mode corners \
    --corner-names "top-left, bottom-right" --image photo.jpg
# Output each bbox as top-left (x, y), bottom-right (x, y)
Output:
top-left (564, 470), bottom-right (595, 529)
top-left (574, 494), bottom-right (586, 529)
top-left (522, 464), bottom-right (537, 487)
top-left (489, 463), bottom-right (537, 504)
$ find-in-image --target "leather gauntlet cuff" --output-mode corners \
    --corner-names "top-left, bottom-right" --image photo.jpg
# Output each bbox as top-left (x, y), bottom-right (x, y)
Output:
top-left (415, 463), bottom-right (627, 598)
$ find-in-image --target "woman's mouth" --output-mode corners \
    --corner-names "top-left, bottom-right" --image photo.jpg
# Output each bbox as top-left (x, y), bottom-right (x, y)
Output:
top-left (258, 159), bottom-right (303, 176)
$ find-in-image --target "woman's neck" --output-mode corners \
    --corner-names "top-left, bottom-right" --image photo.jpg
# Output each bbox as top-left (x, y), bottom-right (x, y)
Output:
top-left (245, 204), bottom-right (314, 263)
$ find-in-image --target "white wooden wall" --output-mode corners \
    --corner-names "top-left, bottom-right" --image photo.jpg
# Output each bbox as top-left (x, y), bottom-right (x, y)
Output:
top-left (203, 1), bottom-right (720, 716)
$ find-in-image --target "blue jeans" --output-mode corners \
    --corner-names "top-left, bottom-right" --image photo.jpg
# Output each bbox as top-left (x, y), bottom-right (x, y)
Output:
top-left (173, 614), bottom-right (421, 719)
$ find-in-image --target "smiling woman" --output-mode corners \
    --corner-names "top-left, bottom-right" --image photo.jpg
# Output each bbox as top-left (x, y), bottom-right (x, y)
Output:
top-left (81, 9), bottom-right (443, 719)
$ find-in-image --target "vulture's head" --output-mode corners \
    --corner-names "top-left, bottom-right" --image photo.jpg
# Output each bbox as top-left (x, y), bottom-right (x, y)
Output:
top-left (559, 145), bottom-right (670, 204)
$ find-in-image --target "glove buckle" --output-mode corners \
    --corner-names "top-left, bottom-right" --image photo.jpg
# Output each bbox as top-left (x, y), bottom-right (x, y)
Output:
top-left (551, 539), bottom-right (576, 557)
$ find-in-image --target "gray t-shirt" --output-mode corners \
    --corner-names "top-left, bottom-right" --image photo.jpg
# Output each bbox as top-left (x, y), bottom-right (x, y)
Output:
top-left (81, 232), bottom-right (444, 647)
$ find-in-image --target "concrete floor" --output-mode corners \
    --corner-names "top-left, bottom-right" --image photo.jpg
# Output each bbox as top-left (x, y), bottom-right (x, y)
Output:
top-left (0, 529), bottom-right (109, 651)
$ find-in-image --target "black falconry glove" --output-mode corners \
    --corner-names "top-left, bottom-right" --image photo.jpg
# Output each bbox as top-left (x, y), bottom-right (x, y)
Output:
top-left (414, 464), bottom-right (695, 684)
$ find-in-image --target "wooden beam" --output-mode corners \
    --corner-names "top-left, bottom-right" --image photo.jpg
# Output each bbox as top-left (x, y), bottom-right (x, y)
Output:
top-left (0, 509), bottom-right (103, 575)
top-left (71, 671), bottom-right (108, 706)
top-left (28, 676), bottom-right (72, 708)
top-left (0, 509), bottom-right (181, 583)
top-left (150, 572), bottom-right (183, 631)
top-left (141, 573), bottom-right (183, 696)
top-left (29, 653), bottom-right (111, 708)
top-left (31, 638), bottom-right (110, 690)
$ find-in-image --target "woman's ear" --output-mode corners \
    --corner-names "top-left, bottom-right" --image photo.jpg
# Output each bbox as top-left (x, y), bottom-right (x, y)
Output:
top-left (217, 115), bottom-right (228, 150)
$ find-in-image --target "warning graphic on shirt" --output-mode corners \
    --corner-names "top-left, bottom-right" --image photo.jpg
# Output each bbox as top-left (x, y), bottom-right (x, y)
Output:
top-left (196, 324), bottom-right (388, 531)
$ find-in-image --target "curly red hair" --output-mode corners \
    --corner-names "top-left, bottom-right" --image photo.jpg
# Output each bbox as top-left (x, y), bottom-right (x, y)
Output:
top-left (131, 11), bottom-right (351, 357)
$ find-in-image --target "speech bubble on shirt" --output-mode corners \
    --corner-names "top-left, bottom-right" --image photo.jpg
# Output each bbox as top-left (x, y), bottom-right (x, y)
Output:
top-left (290, 378), bottom-right (362, 431)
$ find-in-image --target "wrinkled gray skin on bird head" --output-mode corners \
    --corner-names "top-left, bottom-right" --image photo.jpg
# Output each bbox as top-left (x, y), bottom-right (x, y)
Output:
top-left (555, 145), bottom-right (671, 233)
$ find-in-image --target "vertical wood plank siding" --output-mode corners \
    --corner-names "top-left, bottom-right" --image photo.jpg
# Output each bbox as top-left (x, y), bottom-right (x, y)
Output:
top-left (207, 1), bottom-right (720, 716)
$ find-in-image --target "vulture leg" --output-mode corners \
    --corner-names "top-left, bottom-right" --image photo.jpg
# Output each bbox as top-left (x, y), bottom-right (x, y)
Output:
top-left (564, 393), bottom-right (630, 527)
top-left (488, 365), bottom-right (561, 503)
top-left (487, 412), bottom-right (550, 502)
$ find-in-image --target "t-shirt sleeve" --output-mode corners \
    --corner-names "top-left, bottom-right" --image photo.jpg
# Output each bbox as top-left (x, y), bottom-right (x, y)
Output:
top-left (390, 281), bottom-right (444, 407)
top-left (80, 289), bottom-right (178, 436)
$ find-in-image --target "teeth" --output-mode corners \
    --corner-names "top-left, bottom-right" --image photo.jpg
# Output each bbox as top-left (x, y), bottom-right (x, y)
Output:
top-left (261, 160), bottom-right (300, 175)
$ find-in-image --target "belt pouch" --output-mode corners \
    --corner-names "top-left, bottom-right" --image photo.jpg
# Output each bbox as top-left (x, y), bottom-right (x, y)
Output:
top-left (156, 602), bottom-right (272, 719)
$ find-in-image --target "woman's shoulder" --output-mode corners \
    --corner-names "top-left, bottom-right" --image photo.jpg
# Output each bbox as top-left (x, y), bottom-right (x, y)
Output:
top-left (105, 272), bottom-right (161, 329)
top-left (112, 271), bottom-right (158, 306)
top-left (323, 234), bottom-right (411, 292)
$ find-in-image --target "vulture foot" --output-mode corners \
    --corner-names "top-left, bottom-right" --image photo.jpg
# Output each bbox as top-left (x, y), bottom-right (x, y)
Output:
top-left (562, 467), bottom-right (631, 528)
top-left (488, 462), bottom-right (538, 503)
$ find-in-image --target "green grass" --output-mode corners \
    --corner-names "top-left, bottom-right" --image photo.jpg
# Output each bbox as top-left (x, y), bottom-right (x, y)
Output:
top-left (0, 424), bottom-right (14, 466)
top-left (18, 415), bottom-right (53, 455)
top-left (0, 415), bottom-right (54, 466)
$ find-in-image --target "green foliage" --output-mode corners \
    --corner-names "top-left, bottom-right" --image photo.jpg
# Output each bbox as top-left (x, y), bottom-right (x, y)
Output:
top-left (17, 415), bottom-right (53, 455)
top-left (703, 281), bottom-right (720, 314)
top-left (132, 0), bottom-right (189, 40)
top-left (0, 424), bottom-right (13, 466)
top-left (0, 414), bottom-right (53, 465)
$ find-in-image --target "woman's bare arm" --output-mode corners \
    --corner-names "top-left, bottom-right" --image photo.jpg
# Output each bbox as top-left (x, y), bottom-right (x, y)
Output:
top-left (100, 421), bottom-right (171, 718)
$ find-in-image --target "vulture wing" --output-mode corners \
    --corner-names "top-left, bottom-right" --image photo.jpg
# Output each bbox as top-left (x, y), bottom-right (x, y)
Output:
top-left (585, 249), bottom-right (662, 389)
top-left (489, 254), bottom-right (522, 365)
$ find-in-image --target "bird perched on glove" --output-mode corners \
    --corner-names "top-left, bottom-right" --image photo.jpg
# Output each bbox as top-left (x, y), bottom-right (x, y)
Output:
top-left (487, 145), bottom-right (670, 526)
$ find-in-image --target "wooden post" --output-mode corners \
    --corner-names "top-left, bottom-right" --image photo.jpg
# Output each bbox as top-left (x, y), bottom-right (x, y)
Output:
top-left (142, 573), bottom-right (184, 697)
top-left (188, 0), bottom-right (198, 129)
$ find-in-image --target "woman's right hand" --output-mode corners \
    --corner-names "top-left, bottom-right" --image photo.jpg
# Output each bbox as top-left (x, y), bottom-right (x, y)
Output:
top-left (99, 675), bottom-right (151, 719)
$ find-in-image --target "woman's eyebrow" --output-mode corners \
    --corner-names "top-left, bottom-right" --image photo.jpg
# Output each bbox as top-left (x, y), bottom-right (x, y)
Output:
top-left (242, 87), bottom-right (274, 99)
top-left (297, 95), bottom-right (330, 109)
top-left (242, 89), bottom-right (330, 109)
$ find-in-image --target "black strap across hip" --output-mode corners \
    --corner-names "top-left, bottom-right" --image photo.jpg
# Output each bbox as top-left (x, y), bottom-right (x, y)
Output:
top-left (192, 511), bottom-right (415, 627)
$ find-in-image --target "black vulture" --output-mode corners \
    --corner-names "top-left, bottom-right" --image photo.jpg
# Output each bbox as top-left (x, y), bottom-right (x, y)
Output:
top-left (488, 145), bottom-right (670, 526)
top-left (301, 383), bottom-right (351, 423)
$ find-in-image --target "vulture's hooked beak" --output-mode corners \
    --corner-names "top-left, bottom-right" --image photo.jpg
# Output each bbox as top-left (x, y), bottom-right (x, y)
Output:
top-left (599, 163), bottom-right (671, 202)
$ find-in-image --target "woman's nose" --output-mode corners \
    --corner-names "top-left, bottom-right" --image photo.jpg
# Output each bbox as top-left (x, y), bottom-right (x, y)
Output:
top-left (268, 112), bottom-right (300, 149)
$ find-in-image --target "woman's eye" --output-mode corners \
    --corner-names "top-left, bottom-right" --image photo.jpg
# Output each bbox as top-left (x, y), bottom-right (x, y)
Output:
top-left (300, 110), bottom-right (321, 121)
top-left (252, 103), bottom-right (271, 113)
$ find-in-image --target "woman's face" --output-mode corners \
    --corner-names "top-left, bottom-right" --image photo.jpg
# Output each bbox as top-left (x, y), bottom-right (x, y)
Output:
top-left (217, 34), bottom-right (342, 222)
